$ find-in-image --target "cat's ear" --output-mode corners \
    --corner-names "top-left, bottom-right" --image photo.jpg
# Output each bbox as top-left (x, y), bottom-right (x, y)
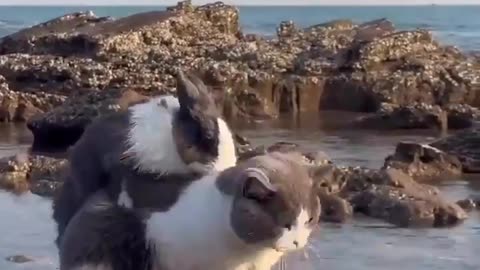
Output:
top-left (176, 70), bottom-right (215, 114)
top-left (242, 168), bottom-right (277, 201)
top-left (176, 70), bottom-right (200, 111)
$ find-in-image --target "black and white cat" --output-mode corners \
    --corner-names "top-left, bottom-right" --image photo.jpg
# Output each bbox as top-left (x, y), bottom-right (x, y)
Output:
top-left (53, 71), bottom-right (238, 246)
top-left (59, 152), bottom-right (321, 270)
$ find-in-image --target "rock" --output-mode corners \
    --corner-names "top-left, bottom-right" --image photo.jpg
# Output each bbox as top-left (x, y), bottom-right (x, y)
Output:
top-left (318, 191), bottom-right (353, 223)
top-left (0, 4), bottom-right (239, 57)
top-left (383, 141), bottom-right (462, 179)
top-left (0, 74), bottom-right (65, 123)
top-left (237, 146), bottom-right (264, 161)
top-left (430, 128), bottom-right (480, 173)
top-left (355, 18), bottom-right (395, 42)
top-left (0, 154), bottom-right (67, 196)
top-left (456, 198), bottom-right (477, 212)
top-left (353, 103), bottom-right (447, 130)
top-left (5, 255), bottom-right (34, 264)
top-left (31, 179), bottom-right (64, 197)
top-left (0, 153), bottom-right (30, 193)
top-left (0, 11), bottom-right (111, 56)
top-left (27, 88), bottom-right (148, 151)
top-left (307, 164), bottom-right (467, 227)
top-left (266, 141), bottom-right (301, 153)
top-left (233, 133), bottom-right (252, 157)
top-left (344, 168), bottom-right (467, 227)
top-left (303, 151), bottom-right (332, 166)
top-left (354, 102), bottom-right (480, 130)
top-left (444, 104), bottom-right (480, 129)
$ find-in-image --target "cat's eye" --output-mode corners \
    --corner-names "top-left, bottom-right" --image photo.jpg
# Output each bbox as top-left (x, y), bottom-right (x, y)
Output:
top-left (284, 224), bottom-right (292, 231)
top-left (306, 217), bottom-right (314, 224)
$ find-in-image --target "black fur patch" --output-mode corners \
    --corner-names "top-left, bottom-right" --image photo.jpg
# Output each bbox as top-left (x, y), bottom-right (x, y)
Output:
top-left (174, 110), bottom-right (220, 161)
top-left (174, 71), bottom-right (221, 163)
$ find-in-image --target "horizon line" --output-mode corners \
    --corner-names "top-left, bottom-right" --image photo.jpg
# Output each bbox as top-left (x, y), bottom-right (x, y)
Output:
top-left (0, 3), bottom-right (480, 6)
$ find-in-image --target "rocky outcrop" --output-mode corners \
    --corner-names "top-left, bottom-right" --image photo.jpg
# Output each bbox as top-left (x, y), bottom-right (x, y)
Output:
top-left (353, 103), bottom-right (448, 130)
top-left (28, 88), bottom-right (148, 151)
top-left (353, 102), bottom-right (480, 130)
top-left (430, 128), bottom-right (480, 173)
top-left (444, 104), bottom-right (480, 129)
top-left (383, 141), bottom-right (462, 179)
top-left (0, 1), bottom-right (478, 150)
top-left (338, 167), bottom-right (467, 227)
top-left (0, 74), bottom-right (65, 122)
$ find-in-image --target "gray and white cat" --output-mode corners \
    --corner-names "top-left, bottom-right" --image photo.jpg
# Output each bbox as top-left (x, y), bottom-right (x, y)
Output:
top-left (59, 152), bottom-right (321, 270)
top-left (53, 71), bottom-right (238, 246)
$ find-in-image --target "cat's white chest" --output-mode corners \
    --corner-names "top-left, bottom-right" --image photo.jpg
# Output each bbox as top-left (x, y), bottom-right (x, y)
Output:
top-left (145, 177), bottom-right (238, 270)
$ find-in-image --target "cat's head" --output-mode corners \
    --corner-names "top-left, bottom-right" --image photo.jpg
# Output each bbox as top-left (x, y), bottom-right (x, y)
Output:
top-left (172, 71), bottom-right (237, 173)
top-left (217, 152), bottom-right (321, 253)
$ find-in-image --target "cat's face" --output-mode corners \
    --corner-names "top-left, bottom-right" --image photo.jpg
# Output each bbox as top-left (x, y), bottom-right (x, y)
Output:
top-left (172, 71), bottom-right (236, 173)
top-left (223, 152), bottom-right (320, 252)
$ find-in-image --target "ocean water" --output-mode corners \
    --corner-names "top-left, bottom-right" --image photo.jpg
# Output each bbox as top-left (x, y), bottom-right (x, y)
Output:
top-left (0, 5), bottom-right (480, 51)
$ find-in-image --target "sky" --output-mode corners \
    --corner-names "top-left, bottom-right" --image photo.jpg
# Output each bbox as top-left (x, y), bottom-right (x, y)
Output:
top-left (1, 0), bottom-right (480, 5)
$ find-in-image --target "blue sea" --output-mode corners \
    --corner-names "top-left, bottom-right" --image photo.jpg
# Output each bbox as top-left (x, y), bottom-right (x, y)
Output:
top-left (1, 5), bottom-right (480, 51)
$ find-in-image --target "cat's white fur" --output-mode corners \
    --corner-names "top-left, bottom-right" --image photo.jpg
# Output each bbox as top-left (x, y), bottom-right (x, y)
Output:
top-left (145, 172), bottom-right (313, 270)
top-left (124, 95), bottom-right (237, 175)
top-left (124, 96), bottom-right (189, 174)
top-left (275, 209), bottom-right (311, 252)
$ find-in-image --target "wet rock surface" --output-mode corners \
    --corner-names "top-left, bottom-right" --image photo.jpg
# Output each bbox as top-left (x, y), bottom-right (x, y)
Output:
top-left (354, 103), bottom-right (480, 130)
top-left (0, 1), bottom-right (478, 149)
top-left (5, 255), bottom-right (34, 264)
top-left (430, 128), bottom-right (480, 173)
top-left (337, 167), bottom-right (467, 227)
top-left (383, 141), bottom-right (462, 179)
top-left (444, 104), bottom-right (480, 129)
top-left (28, 88), bottom-right (148, 151)
top-left (456, 198), bottom-right (479, 212)
top-left (353, 103), bottom-right (448, 130)
top-left (0, 153), bottom-right (67, 196)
